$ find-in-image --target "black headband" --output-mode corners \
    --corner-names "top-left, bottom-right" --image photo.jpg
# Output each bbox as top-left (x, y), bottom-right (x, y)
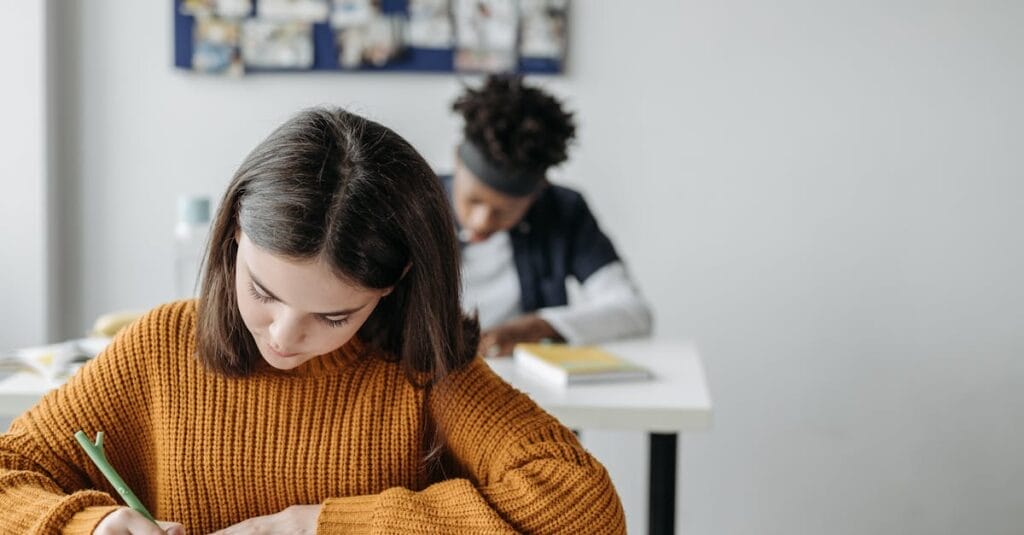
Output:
top-left (457, 141), bottom-right (544, 197)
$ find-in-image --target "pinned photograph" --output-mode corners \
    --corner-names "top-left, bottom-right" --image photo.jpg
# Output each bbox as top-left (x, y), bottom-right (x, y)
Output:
top-left (407, 0), bottom-right (453, 49)
top-left (180, 0), bottom-right (252, 18)
top-left (335, 14), bottom-right (405, 68)
top-left (258, 0), bottom-right (330, 22)
top-left (241, 19), bottom-right (315, 69)
top-left (330, 0), bottom-right (373, 28)
top-left (519, 0), bottom-right (566, 59)
top-left (331, 1), bottom-right (406, 68)
top-left (453, 0), bottom-right (517, 72)
top-left (192, 18), bottom-right (244, 75)
top-left (180, 0), bottom-right (216, 17)
top-left (216, 0), bottom-right (252, 18)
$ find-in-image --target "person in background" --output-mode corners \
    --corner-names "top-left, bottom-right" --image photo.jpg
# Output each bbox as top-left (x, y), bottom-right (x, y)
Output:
top-left (446, 74), bottom-right (653, 357)
top-left (0, 107), bottom-right (625, 534)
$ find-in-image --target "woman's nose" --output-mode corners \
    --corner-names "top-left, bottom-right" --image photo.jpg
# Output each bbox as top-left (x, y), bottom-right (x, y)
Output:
top-left (268, 312), bottom-right (305, 351)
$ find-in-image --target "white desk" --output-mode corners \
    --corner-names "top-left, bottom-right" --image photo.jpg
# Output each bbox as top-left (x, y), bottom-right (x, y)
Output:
top-left (487, 339), bottom-right (713, 535)
top-left (1, 339), bottom-right (713, 534)
top-left (0, 371), bottom-right (62, 417)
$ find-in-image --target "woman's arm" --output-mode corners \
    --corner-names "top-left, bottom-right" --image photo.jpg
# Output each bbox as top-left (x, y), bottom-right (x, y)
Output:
top-left (0, 305), bottom-right (171, 533)
top-left (315, 358), bottom-right (626, 534)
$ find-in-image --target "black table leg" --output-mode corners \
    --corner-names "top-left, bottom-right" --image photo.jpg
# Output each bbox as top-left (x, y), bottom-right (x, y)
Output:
top-left (649, 433), bottom-right (677, 534)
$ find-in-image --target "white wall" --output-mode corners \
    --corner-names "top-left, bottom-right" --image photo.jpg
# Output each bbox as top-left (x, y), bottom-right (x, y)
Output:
top-left (43, 1), bottom-right (1024, 534)
top-left (668, 3), bottom-right (1024, 533)
top-left (0, 1), bottom-right (49, 350)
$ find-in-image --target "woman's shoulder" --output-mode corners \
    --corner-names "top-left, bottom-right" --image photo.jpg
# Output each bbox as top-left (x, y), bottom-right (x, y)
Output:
top-left (102, 300), bottom-right (197, 364)
top-left (433, 356), bottom-right (510, 397)
top-left (140, 298), bottom-right (197, 324)
top-left (130, 299), bottom-right (198, 341)
top-left (57, 301), bottom-right (197, 399)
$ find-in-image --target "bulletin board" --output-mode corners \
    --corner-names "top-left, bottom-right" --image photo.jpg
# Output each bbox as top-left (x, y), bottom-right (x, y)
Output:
top-left (173, 0), bottom-right (567, 76)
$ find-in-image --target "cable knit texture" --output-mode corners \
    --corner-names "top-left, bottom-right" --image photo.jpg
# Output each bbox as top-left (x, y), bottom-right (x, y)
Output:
top-left (0, 300), bottom-right (625, 534)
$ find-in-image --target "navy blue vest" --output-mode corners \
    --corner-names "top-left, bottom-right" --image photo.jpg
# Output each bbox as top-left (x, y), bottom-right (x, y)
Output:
top-left (442, 176), bottom-right (620, 312)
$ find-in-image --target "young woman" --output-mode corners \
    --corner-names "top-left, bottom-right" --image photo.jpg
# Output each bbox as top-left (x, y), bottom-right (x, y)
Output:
top-left (446, 75), bottom-right (653, 357)
top-left (0, 108), bottom-right (625, 534)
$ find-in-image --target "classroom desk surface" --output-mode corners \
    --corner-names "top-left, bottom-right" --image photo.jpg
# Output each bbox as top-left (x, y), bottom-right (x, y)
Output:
top-left (0, 370), bottom-right (58, 417)
top-left (485, 338), bottom-right (713, 433)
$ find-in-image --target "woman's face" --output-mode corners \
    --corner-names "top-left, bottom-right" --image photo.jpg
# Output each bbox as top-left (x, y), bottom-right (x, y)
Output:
top-left (234, 231), bottom-right (390, 371)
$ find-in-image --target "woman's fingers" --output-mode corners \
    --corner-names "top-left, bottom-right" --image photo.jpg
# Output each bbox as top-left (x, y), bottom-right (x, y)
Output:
top-left (157, 520), bottom-right (186, 535)
top-left (94, 507), bottom-right (185, 535)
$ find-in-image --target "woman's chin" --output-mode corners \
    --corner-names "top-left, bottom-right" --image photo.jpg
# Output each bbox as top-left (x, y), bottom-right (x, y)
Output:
top-left (261, 351), bottom-right (311, 370)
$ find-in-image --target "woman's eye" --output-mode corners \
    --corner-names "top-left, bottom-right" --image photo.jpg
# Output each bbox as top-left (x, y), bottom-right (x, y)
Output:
top-left (248, 280), bottom-right (348, 327)
top-left (321, 316), bottom-right (349, 328)
top-left (248, 282), bottom-right (274, 303)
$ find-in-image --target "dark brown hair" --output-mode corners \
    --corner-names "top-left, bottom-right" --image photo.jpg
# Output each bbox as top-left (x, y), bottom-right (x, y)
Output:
top-left (195, 107), bottom-right (479, 387)
top-left (452, 73), bottom-right (576, 175)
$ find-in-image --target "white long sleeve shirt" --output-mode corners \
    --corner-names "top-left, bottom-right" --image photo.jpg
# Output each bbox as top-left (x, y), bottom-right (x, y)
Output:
top-left (461, 231), bottom-right (653, 345)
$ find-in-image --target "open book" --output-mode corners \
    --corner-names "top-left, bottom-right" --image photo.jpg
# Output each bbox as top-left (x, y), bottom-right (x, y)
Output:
top-left (0, 311), bottom-right (136, 384)
top-left (0, 337), bottom-right (111, 385)
top-left (513, 343), bottom-right (652, 386)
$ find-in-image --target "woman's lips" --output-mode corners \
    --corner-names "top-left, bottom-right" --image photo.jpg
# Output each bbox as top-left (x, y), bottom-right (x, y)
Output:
top-left (267, 343), bottom-right (300, 358)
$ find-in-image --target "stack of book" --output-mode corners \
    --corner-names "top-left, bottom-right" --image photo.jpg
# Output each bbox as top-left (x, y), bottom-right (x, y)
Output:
top-left (512, 343), bottom-right (652, 386)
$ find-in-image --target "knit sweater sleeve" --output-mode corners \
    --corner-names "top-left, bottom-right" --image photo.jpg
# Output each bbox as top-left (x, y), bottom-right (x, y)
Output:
top-left (0, 304), bottom-right (176, 534)
top-left (317, 358), bottom-right (626, 534)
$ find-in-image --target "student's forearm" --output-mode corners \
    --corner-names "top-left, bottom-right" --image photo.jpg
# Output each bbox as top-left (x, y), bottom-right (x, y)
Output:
top-left (317, 451), bottom-right (624, 534)
top-left (404, 360), bottom-right (627, 534)
top-left (538, 296), bottom-right (653, 345)
top-left (0, 432), bottom-right (120, 533)
top-left (539, 261), bottom-right (654, 344)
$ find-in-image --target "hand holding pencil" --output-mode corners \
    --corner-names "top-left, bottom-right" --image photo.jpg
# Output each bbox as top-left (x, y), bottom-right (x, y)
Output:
top-left (74, 431), bottom-right (186, 535)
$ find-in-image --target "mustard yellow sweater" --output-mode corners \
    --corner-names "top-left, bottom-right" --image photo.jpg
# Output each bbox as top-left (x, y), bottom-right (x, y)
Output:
top-left (0, 301), bottom-right (625, 534)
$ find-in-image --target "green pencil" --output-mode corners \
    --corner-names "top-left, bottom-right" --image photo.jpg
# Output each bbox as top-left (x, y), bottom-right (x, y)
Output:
top-left (74, 430), bottom-right (156, 524)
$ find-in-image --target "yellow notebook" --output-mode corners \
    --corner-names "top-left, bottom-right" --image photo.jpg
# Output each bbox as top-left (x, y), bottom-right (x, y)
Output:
top-left (513, 343), bottom-right (652, 386)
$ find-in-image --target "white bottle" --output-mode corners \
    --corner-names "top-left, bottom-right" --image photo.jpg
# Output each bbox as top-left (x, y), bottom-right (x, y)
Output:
top-left (174, 195), bottom-right (211, 299)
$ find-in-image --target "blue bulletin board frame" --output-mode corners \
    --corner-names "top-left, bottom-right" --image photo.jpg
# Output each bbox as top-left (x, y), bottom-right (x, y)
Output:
top-left (173, 0), bottom-right (564, 74)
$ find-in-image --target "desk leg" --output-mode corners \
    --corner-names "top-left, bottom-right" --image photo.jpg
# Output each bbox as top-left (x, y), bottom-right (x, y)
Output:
top-left (649, 433), bottom-right (677, 535)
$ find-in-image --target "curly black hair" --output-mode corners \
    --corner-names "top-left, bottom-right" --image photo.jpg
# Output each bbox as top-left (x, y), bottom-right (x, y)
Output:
top-left (452, 74), bottom-right (576, 175)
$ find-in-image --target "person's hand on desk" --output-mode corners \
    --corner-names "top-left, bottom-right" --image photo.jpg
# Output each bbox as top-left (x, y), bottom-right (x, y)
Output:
top-left (479, 314), bottom-right (563, 357)
top-left (94, 507), bottom-right (185, 534)
top-left (209, 504), bottom-right (319, 534)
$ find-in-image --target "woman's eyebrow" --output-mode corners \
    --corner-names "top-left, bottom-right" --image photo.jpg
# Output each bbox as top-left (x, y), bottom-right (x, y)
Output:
top-left (248, 267), bottom-right (369, 316)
